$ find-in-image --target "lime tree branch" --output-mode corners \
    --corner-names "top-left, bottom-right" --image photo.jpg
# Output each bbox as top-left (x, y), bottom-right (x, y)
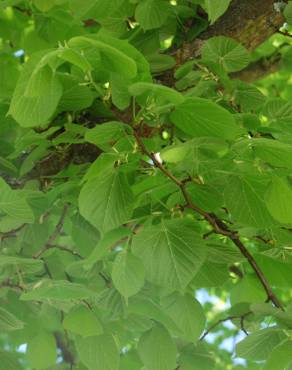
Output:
top-left (200, 312), bottom-right (251, 341)
top-left (133, 129), bottom-right (284, 311)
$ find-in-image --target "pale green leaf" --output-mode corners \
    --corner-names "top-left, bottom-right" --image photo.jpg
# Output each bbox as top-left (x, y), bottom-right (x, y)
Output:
top-left (137, 325), bottom-right (177, 370)
top-left (9, 61), bottom-right (62, 127)
top-left (63, 306), bottom-right (103, 337)
top-left (20, 280), bottom-right (94, 301)
top-left (162, 293), bottom-right (205, 342)
top-left (0, 351), bottom-right (24, 370)
top-left (263, 339), bottom-right (292, 370)
top-left (68, 36), bottom-right (137, 79)
top-left (236, 327), bottom-right (285, 360)
top-left (129, 82), bottom-right (184, 105)
top-left (0, 307), bottom-right (24, 332)
top-left (76, 334), bottom-right (120, 370)
top-left (112, 251), bottom-right (145, 299)
top-left (180, 343), bottom-right (215, 370)
top-left (27, 332), bottom-right (57, 370)
top-left (79, 169), bottom-right (134, 233)
top-left (132, 219), bottom-right (206, 291)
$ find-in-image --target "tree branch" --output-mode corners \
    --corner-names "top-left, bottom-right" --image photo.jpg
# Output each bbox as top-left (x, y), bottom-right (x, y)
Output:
top-left (174, 0), bottom-right (285, 64)
top-left (200, 312), bottom-right (251, 341)
top-left (133, 129), bottom-right (284, 311)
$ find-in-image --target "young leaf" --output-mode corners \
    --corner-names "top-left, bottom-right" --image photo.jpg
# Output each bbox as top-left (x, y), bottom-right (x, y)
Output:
top-left (112, 251), bottom-right (145, 299)
top-left (137, 325), bottom-right (177, 370)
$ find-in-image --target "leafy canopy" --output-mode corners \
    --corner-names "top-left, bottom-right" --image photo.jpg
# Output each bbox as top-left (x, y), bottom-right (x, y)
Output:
top-left (1, 1), bottom-right (292, 370)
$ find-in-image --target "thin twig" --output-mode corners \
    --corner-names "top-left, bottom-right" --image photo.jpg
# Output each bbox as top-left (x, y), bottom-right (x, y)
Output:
top-left (277, 30), bottom-right (292, 38)
top-left (133, 129), bottom-right (284, 311)
top-left (200, 312), bottom-right (251, 341)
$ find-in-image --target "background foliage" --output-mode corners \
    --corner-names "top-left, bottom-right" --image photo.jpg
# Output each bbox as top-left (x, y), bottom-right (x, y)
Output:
top-left (1, 0), bottom-right (292, 369)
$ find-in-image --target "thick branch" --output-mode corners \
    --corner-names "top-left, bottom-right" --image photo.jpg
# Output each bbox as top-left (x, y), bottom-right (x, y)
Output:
top-left (175, 0), bottom-right (285, 64)
top-left (133, 129), bottom-right (284, 311)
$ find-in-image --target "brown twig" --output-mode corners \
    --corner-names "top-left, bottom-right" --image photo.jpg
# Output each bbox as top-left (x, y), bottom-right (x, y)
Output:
top-left (133, 129), bottom-right (284, 311)
top-left (200, 312), bottom-right (251, 341)
top-left (277, 30), bottom-right (292, 38)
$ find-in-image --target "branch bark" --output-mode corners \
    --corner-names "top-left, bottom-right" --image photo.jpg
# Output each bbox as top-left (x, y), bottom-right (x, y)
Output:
top-left (175, 0), bottom-right (285, 64)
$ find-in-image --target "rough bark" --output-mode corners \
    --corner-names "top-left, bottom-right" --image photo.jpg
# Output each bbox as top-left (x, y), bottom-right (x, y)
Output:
top-left (175, 0), bottom-right (285, 64)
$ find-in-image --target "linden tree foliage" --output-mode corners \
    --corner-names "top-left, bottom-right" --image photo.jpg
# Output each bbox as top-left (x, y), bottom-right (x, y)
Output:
top-left (1, 1), bottom-right (292, 370)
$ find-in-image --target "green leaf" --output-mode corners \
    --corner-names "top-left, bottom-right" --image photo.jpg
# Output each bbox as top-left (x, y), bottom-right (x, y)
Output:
top-left (0, 351), bottom-right (24, 370)
top-left (85, 227), bottom-right (131, 268)
top-left (230, 275), bottom-right (266, 305)
top-left (161, 293), bottom-right (206, 342)
top-left (0, 256), bottom-right (44, 274)
top-left (0, 178), bottom-right (34, 224)
top-left (63, 306), bottom-right (103, 337)
top-left (265, 177), bottom-right (292, 224)
top-left (0, 307), bottom-right (24, 331)
top-left (76, 334), bottom-right (120, 370)
top-left (20, 280), bottom-right (94, 301)
top-left (180, 343), bottom-right (215, 370)
top-left (27, 332), bottom-right (57, 370)
top-left (9, 61), bottom-right (62, 127)
top-left (204, 0), bottom-right (231, 24)
top-left (201, 36), bottom-right (250, 72)
top-left (236, 327), bottom-right (285, 360)
top-left (68, 36), bottom-right (137, 79)
top-left (85, 122), bottom-right (129, 150)
top-left (224, 176), bottom-right (275, 228)
top-left (33, 0), bottom-right (56, 12)
top-left (170, 97), bottom-right (242, 139)
top-left (129, 82), bottom-right (184, 105)
top-left (79, 169), bottom-right (134, 233)
top-left (137, 325), bottom-right (177, 370)
top-left (263, 339), bottom-right (292, 370)
top-left (132, 219), bottom-right (206, 291)
top-left (252, 139), bottom-right (292, 169)
top-left (284, 1), bottom-right (292, 25)
top-left (112, 251), bottom-right (145, 299)
top-left (135, 0), bottom-right (171, 30)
